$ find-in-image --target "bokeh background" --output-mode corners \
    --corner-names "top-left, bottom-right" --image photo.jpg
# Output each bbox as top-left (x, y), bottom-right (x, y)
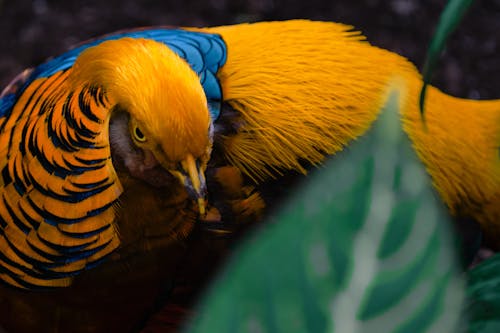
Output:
top-left (0, 0), bottom-right (499, 100)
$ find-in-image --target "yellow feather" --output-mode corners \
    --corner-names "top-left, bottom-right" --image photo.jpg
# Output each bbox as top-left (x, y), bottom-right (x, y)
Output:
top-left (400, 81), bottom-right (500, 243)
top-left (26, 231), bottom-right (64, 256)
top-left (0, 75), bottom-right (55, 137)
top-left (205, 20), bottom-right (500, 243)
top-left (26, 184), bottom-right (119, 221)
top-left (57, 206), bottom-right (115, 234)
top-left (66, 162), bottom-right (119, 189)
top-left (17, 272), bottom-right (72, 289)
top-left (83, 233), bottom-right (120, 263)
top-left (2, 185), bottom-right (31, 231)
top-left (36, 223), bottom-right (99, 248)
top-left (0, 273), bottom-right (25, 289)
top-left (3, 226), bottom-right (51, 265)
top-left (1, 227), bottom-right (36, 269)
top-left (206, 20), bottom-right (406, 181)
top-left (40, 226), bottom-right (118, 274)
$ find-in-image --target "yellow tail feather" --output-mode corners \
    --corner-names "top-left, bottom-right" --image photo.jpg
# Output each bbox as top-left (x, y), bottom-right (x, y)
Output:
top-left (401, 78), bottom-right (500, 244)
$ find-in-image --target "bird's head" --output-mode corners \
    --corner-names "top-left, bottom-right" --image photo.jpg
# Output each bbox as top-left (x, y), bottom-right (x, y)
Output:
top-left (70, 37), bottom-right (213, 215)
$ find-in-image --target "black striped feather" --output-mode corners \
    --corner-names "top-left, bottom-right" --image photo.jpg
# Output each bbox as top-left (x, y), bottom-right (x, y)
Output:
top-left (0, 70), bottom-right (123, 288)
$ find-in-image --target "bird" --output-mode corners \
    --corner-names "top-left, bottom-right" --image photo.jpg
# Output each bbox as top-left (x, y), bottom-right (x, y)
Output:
top-left (0, 19), bottom-right (499, 332)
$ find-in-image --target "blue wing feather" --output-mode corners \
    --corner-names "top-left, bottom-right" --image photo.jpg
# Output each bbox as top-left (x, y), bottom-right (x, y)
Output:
top-left (0, 94), bottom-right (15, 118)
top-left (0, 28), bottom-right (227, 120)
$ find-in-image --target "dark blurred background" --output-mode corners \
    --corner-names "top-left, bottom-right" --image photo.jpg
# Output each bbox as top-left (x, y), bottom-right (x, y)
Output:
top-left (0, 0), bottom-right (499, 99)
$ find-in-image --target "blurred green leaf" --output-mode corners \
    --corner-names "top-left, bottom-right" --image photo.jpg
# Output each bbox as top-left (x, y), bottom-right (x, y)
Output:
top-left (466, 254), bottom-right (500, 333)
top-left (419, 0), bottom-right (475, 116)
top-left (186, 91), bottom-right (464, 333)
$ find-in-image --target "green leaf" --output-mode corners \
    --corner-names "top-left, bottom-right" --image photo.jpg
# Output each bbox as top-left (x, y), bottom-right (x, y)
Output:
top-left (466, 254), bottom-right (500, 333)
top-left (419, 0), bottom-right (475, 116)
top-left (186, 92), bottom-right (464, 333)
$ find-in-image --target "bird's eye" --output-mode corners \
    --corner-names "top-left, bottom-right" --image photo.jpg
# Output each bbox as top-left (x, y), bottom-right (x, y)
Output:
top-left (133, 126), bottom-right (146, 142)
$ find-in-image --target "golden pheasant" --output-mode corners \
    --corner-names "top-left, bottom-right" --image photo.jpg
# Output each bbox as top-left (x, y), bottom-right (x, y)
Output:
top-left (0, 19), bottom-right (499, 332)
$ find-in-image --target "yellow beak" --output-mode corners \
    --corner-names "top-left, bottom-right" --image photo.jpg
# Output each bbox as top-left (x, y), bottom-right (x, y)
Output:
top-left (169, 154), bottom-right (207, 216)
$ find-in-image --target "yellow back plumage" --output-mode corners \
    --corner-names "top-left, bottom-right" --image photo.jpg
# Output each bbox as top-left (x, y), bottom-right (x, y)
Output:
top-left (71, 38), bottom-right (211, 161)
top-left (206, 20), bottom-right (500, 244)
top-left (206, 20), bottom-right (416, 181)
